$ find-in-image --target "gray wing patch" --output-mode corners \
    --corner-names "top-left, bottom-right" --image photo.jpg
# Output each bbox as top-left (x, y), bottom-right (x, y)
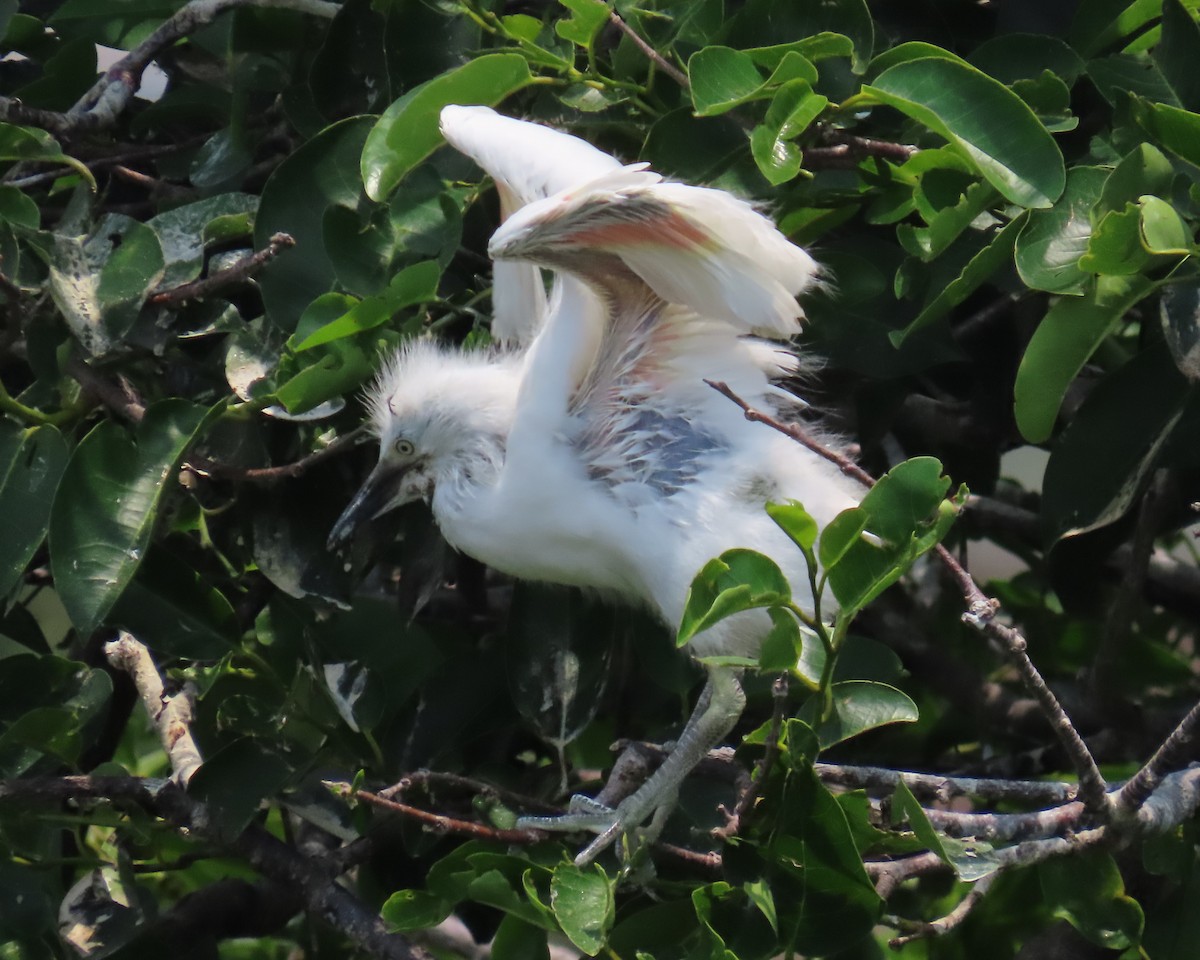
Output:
top-left (575, 406), bottom-right (725, 498)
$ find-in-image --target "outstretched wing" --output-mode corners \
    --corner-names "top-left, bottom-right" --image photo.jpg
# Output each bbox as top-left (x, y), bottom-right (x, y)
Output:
top-left (489, 163), bottom-right (821, 500)
top-left (440, 105), bottom-right (623, 345)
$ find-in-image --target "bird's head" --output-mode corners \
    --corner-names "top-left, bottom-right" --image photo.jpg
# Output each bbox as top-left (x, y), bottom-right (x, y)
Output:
top-left (327, 341), bottom-right (516, 549)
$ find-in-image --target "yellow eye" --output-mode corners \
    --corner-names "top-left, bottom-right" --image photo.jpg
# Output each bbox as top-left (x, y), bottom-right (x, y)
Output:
top-left (394, 438), bottom-right (415, 457)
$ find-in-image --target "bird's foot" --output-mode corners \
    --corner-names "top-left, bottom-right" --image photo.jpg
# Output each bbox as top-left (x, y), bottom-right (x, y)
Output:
top-left (518, 792), bottom-right (674, 867)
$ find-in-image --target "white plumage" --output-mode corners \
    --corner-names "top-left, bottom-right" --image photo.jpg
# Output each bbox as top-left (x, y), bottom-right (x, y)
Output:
top-left (330, 105), bottom-right (860, 864)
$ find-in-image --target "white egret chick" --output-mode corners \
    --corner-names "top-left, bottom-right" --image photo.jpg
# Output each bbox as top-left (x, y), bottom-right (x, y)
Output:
top-left (329, 105), bottom-right (860, 865)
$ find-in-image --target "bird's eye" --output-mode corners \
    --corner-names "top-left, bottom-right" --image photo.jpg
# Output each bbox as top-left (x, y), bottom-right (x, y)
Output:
top-left (394, 438), bottom-right (415, 457)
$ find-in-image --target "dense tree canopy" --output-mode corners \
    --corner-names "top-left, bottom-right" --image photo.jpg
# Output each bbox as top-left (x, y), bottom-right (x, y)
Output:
top-left (1, 0), bottom-right (1199, 957)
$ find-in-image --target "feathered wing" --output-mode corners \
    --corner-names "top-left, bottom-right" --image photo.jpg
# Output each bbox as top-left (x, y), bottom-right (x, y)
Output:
top-left (489, 169), bottom-right (824, 496)
top-left (439, 105), bottom-right (623, 345)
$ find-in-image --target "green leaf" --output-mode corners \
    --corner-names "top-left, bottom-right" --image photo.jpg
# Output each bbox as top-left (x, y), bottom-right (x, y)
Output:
top-left (1133, 97), bottom-right (1200, 167)
top-left (1042, 341), bottom-right (1191, 541)
top-left (1070, 0), bottom-right (1160, 57)
top-left (0, 423), bottom-right (67, 600)
top-left (758, 607), bottom-right (806, 673)
top-left (1097, 143), bottom-right (1175, 217)
top-left (817, 508), bottom-right (869, 571)
top-left (678, 549), bottom-right (791, 645)
top-left (802, 680), bottom-right (919, 748)
top-left (271, 338), bottom-right (375, 414)
top-left (109, 549), bottom-right (238, 660)
top-left (897, 178), bottom-right (997, 262)
top-left (187, 737), bottom-right (292, 837)
top-left (901, 212), bottom-right (1024, 338)
top-left (292, 261), bottom-right (440, 351)
top-left (688, 46), bottom-right (764, 116)
top-left (256, 116), bottom-right (373, 330)
top-left (864, 58), bottom-right (1066, 208)
top-left (49, 400), bottom-right (216, 636)
top-left (363, 54), bottom-right (534, 202)
top-left (381, 890), bottom-right (454, 931)
top-left (146, 193), bottom-right (259, 287)
top-left (1081, 203), bottom-right (1153, 275)
top-left (890, 779), bottom-right (999, 880)
top-left (550, 863), bottom-right (614, 956)
top-left (1154, 0), bottom-right (1200, 112)
top-left (969, 33), bottom-right (1085, 85)
top-left (766, 501), bottom-right (819, 551)
top-left (0, 122), bottom-right (95, 188)
top-left (1139, 195), bottom-right (1193, 254)
top-left (1014, 165), bottom-right (1106, 294)
top-left (492, 915), bottom-right (551, 960)
top-left (34, 216), bottom-right (166, 355)
top-left (767, 747), bottom-right (882, 955)
top-left (750, 81), bottom-right (827, 185)
top-left (1013, 273), bottom-right (1156, 443)
top-left (1040, 852), bottom-right (1145, 949)
top-left (1160, 277), bottom-right (1200, 381)
top-left (555, 0), bottom-right (609, 49)
top-left (823, 458), bottom-right (961, 615)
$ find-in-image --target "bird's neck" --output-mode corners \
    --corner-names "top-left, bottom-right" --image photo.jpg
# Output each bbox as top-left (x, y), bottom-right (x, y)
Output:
top-left (430, 430), bottom-right (507, 523)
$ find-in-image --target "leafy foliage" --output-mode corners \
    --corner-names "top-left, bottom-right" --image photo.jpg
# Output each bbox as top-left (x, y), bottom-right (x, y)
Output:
top-left (1, 0), bottom-right (1199, 958)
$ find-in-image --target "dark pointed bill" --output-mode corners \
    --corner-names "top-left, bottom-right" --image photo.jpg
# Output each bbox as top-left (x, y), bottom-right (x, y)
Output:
top-left (327, 462), bottom-right (407, 550)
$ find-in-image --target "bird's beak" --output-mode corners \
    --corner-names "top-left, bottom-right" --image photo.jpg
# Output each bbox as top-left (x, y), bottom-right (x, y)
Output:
top-left (328, 462), bottom-right (407, 550)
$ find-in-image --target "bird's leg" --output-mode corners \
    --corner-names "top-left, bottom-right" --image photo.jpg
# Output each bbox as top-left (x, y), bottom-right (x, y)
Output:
top-left (518, 667), bottom-right (746, 868)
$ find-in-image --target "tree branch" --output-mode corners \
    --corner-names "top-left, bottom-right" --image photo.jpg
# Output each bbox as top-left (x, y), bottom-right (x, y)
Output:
top-left (814, 763), bottom-right (1079, 806)
top-left (105, 632), bottom-right (203, 785)
top-left (0, 0), bottom-right (339, 137)
top-left (608, 11), bottom-right (691, 89)
top-left (889, 875), bottom-right (996, 947)
top-left (705, 379), bottom-right (1111, 820)
top-left (148, 233), bottom-right (296, 305)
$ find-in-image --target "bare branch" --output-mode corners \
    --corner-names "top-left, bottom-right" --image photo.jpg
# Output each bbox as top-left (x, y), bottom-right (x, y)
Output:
top-left (328, 782), bottom-right (545, 844)
top-left (804, 132), bottom-right (918, 170)
top-left (65, 355), bottom-right (147, 423)
top-left (186, 425), bottom-right (365, 485)
top-left (105, 632), bottom-right (203, 785)
top-left (714, 674), bottom-right (788, 839)
top-left (1116, 705), bottom-right (1200, 815)
top-left (815, 763), bottom-right (1079, 807)
top-left (0, 0), bottom-right (338, 136)
top-left (149, 233), bottom-right (296, 305)
top-left (608, 11), bottom-right (691, 89)
top-left (889, 875), bottom-right (997, 947)
top-left (705, 379), bottom-right (1111, 820)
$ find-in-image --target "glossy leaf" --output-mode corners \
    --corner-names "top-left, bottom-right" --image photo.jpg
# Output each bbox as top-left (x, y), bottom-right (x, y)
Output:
top-left (1042, 342), bottom-right (1191, 541)
top-left (0, 122), bottom-right (94, 188)
top-left (1014, 274), bottom-right (1155, 443)
top-left (802, 680), bottom-right (919, 748)
top-left (688, 46), bottom-right (765, 116)
top-left (362, 54), bottom-right (533, 202)
top-left (865, 58), bottom-right (1065, 208)
top-left (1160, 277), bottom-right (1200, 381)
top-left (381, 890), bottom-right (454, 931)
top-left (678, 549), bottom-right (791, 645)
top-left (550, 863), bottom-right (614, 956)
top-left (1133, 97), bottom-right (1200, 167)
top-left (1040, 852), bottom-right (1145, 949)
top-left (891, 779), bottom-right (1000, 880)
top-left (0, 423), bottom-right (67, 599)
top-left (187, 737), bottom-right (292, 837)
top-left (292, 261), bottom-right (440, 350)
top-left (49, 400), bottom-right (215, 636)
top-left (1014, 166), bottom-right (1106, 294)
top-left (823, 458), bottom-right (961, 615)
top-left (255, 116), bottom-right (373, 329)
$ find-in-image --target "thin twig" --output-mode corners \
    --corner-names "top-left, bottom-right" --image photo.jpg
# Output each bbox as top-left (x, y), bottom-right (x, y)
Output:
top-left (889, 874), bottom-right (997, 947)
top-left (0, 0), bottom-right (338, 136)
top-left (608, 11), bottom-right (690, 89)
top-left (105, 632), bottom-right (204, 785)
top-left (705, 379), bottom-right (1111, 820)
top-left (149, 232), bottom-right (295, 305)
top-left (187, 425), bottom-right (365, 485)
top-left (328, 782), bottom-right (545, 844)
top-left (714, 674), bottom-right (788, 838)
top-left (65, 355), bottom-right (147, 423)
top-left (1115, 703), bottom-right (1200, 815)
top-left (803, 132), bottom-right (917, 170)
top-left (815, 763), bottom-right (1078, 806)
